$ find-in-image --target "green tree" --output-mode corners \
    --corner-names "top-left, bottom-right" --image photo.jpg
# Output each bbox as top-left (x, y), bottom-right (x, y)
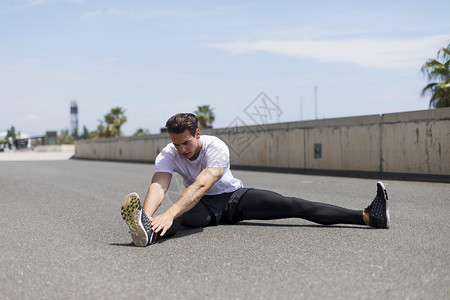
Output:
top-left (6, 126), bottom-right (17, 140)
top-left (194, 105), bottom-right (215, 129)
top-left (97, 107), bottom-right (127, 138)
top-left (421, 43), bottom-right (450, 108)
top-left (96, 119), bottom-right (106, 138)
top-left (59, 129), bottom-right (74, 144)
top-left (82, 125), bottom-right (90, 139)
top-left (133, 128), bottom-right (149, 136)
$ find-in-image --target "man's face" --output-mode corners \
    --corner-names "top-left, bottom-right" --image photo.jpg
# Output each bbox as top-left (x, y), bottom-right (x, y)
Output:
top-left (169, 128), bottom-right (201, 160)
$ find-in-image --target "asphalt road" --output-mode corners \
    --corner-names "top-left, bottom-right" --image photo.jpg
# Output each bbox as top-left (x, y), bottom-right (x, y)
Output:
top-left (1, 159), bottom-right (449, 299)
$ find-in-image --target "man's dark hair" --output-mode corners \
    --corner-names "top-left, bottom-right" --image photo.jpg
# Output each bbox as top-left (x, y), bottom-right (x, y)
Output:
top-left (165, 113), bottom-right (199, 136)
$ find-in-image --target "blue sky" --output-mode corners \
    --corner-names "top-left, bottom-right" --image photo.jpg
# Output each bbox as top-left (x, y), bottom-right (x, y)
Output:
top-left (1, 0), bottom-right (449, 136)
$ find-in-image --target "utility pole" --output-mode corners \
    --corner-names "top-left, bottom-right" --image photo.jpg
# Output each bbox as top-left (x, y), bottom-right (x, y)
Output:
top-left (314, 86), bottom-right (318, 120)
top-left (300, 97), bottom-right (303, 121)
top-left (276, 96), bottom-right (280, 123)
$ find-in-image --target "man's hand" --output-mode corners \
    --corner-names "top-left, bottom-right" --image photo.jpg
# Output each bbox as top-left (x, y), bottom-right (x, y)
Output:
top-left (150, 211), bottom-right (174, 237)
top-left (151, 167), bottom-right (225, 237)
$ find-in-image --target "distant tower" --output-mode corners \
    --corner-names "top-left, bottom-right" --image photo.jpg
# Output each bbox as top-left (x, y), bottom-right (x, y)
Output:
top-left (70, 100), bottom-right (78, 138)
top-left (314, 86), bottom-right (318, 120)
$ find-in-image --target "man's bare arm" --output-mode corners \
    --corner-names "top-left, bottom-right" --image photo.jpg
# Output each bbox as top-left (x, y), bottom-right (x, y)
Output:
top-left (143, 172), bottom-right (172, 218)
top-left (151, 167), bottom-right (225, 236)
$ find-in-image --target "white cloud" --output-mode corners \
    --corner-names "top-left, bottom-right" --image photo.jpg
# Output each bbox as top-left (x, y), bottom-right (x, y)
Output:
top-left (81, 7), bottom-right (211, 20)
top-left (21, 113), bottom-right (39, 121)
top-left (81, 9), bottom-right (101, 18)
top-left (16, 113), bottom-right (40, 126)
top-left (102, 57), bottom-right (119, 64)
top-left (209, 35), bottom-right (450, 70)
top-left (0, 0), bottom-right (42, 13)
top-left (0, 0), bottom-right (81, 14)
top-left (81, 8), bottom-right (132, 19)
top-left (107, 8), bottom-right (123, 16)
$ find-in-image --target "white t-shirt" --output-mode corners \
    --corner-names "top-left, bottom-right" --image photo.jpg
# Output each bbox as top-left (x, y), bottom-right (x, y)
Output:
top-left (155, 135), bottom-right (243, 195)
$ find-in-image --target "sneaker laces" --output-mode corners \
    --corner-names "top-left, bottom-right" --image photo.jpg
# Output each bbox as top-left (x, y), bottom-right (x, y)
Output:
top-left (365, 196), bottom-right (381, 214)
top-left (365, 184), bottom-right (388, 214)
top-left (141, 211), bottom-right (156, 244)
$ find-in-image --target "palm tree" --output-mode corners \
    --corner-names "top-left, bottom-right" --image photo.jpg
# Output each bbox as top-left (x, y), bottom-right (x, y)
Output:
top-left (194, 105), bottom-right (215, 129)
top-left (108, 107), bottom-right (127, 137)
top-left (421, 43), bottom-right (450, 108)
top-left (97, 107), bottom-right (127, 137)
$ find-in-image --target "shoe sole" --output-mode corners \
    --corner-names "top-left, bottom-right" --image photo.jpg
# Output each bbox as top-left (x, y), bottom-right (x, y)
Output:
top-left (377, 181), bottom-right (390, 229)
top-left (121, 192), bottom-right (149, 247)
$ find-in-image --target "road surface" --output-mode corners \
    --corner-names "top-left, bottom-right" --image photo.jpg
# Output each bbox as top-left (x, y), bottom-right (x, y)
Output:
top-left (1, 157), bottom-right (449, 299)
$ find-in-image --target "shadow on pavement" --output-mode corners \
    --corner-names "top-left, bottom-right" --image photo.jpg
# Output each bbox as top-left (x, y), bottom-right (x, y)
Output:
top-left (109, 242), bottom-right (135, 247)
top-left (234, 221), bottom-right (372, 230)
top-left (110, 227), bottom-right (204, 247)
top-left (110, 222), bottom-right (373, 247)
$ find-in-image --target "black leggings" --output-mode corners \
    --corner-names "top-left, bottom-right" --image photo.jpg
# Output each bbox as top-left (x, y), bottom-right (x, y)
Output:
top-left (238, 189), bottom-right (365, 226)
top-left (163, 188), bottom-right (365, 238)
top-left (163, 200), bottom-right (215, 237)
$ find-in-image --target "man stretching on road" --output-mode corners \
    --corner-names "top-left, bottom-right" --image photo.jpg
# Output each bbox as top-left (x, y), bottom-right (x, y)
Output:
top-left (121, 113), bottom-right (390, 246)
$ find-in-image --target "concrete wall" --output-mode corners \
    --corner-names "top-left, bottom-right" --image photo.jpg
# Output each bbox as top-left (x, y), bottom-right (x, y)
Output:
top-left (36, 145), bottom-right (75, 152)
top-left (380, 109), bottom-right (449, 174)
top-left (75, 108), bottom-right (450, 176)
top-left (75, 134), bottom-right (171, 162)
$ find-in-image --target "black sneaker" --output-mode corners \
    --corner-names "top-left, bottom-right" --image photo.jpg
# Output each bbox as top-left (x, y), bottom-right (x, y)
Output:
top-left (121, 192), bottom-right (156, 246)
top-left (364, 181), bottom-right (390, 229)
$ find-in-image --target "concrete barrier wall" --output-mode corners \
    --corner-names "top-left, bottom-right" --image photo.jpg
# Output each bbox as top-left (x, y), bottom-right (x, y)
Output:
top-left (36, 145), bottom-right (75, 152)
top-left (75, 134), bottom-right (171, 162)
top-left (381, 110), bottom-right (449, 174)
top-left (75, 107), bottom-right (450, 176)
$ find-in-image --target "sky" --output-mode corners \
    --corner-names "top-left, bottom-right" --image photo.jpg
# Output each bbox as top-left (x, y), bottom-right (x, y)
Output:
top-left (1, 0), bottom-right (449, 137)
